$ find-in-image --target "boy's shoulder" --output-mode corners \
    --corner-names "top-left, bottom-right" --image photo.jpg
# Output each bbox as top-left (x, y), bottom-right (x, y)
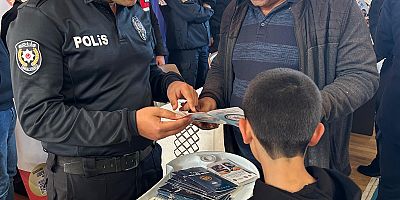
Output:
top-left (250, 167), bottom-right (361, 200)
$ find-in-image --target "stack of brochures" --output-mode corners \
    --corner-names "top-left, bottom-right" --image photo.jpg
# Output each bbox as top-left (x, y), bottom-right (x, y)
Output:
top-left (156, 167), bottom-right (238, 200)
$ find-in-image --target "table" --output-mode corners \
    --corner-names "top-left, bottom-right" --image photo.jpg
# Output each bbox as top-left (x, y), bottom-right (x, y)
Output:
top-left (138, 151), bottom-right (260, 200)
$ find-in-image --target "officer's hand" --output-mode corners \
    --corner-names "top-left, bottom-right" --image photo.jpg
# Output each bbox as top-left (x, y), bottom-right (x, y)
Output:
top-left (136, 107), bottom-right (192, 140)
top-left (167, 81), bottom-right (198, 112)
top-left (181, 97), bottom-right (219, 130)
top-left (156, 56), bottom-right (166, 66)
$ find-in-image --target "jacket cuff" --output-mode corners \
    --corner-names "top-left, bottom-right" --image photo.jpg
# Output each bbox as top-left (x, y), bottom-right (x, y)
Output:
top-left (155, 46), bottom-right (169, 56)
top-left (128, 110), bottom-right (140, 139)
top-left (165, 72), bottom-right (185, 90)
top-left (199, 92), bottom-right (224, 109)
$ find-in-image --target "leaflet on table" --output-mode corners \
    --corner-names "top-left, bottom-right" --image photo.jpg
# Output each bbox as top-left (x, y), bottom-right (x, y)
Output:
top-left (175, 107), bottom-right (244, 127)
top-left (207, 159), bottom-right (257, 186)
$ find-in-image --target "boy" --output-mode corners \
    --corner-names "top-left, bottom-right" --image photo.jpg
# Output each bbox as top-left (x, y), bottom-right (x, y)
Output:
top-left (239, 68), bottom-right (361, 200)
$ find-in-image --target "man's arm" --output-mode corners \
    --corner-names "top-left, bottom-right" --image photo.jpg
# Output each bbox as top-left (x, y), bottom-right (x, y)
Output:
top-left (9, 6), bottom-right (139, 147)
top-left (167, 0), bottom-right (214, 23)
top-left (321, 0), bottom-right (379, 123)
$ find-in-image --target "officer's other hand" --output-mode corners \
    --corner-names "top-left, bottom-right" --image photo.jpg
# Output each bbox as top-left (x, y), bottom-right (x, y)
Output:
top-left (167, 81), bottom-right (198, 112)
top-left (156, 56), bottom-right (166, 66)
top-left (136, 107), bottom-right (192, 140)
top-left (181, 97), bottom-right (219, 130)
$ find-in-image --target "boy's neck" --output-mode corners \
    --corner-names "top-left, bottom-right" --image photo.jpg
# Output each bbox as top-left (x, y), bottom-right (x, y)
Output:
top-left (260, 156), bottom-right (316, 193)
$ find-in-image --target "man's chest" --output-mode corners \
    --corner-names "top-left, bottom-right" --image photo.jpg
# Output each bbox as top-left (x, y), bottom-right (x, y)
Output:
top-left (233, 6), bottom-right (299, 78)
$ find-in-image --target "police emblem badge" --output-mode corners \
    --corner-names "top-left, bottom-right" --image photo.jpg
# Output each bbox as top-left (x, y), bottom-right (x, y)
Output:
top-left (15, 40), bottom-right (42, 75)
top-left (131, 16), bottom-right (147, 41)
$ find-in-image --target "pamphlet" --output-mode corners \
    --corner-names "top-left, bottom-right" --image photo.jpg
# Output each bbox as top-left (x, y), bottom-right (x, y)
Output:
top-left (207, 159), bottom-right (257, 186)
top-left (175, 107), bottom-right (244, 127)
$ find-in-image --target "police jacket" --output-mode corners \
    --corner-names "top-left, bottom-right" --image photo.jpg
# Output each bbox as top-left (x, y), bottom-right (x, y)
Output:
top-left (160, 0), bottom-right (214, 50)
top-left (8, 0), bottom-right (184, 157)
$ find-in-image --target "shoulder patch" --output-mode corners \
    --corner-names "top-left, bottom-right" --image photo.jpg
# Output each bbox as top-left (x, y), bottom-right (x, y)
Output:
top-left (131, 16), bottom-right (147, 41)
top-left (15, 40), bottom-right (42, 75)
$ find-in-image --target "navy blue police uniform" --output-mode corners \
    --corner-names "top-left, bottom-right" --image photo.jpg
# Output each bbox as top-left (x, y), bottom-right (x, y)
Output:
top-left (7, 0), bottom-right (185, 199)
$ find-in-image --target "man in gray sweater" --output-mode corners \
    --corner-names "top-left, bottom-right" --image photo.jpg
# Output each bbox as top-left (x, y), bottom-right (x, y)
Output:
top-left (184, 0), bottom-right (379, 175)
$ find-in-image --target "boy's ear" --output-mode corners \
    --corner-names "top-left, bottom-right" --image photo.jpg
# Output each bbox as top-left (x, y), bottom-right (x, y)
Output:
top-left (309, 123), bottom-right (325, 147)
top-left (239, 118), bottom-right (253, 145)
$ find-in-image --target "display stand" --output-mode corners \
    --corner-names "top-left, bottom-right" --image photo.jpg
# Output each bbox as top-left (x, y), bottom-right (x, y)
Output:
top-left (138, 151), bottom-right (260, 200)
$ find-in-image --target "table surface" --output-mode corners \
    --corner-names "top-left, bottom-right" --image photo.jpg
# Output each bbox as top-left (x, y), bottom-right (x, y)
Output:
top-left (138, 151), bottom-right (260, 200)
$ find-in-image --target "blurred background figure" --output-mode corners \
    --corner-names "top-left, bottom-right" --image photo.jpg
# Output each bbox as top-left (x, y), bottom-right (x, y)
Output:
top-left (357, 0), bottom-right (386, 178)
top-left (375, 0), bottom-right (400, 199)
top-left (209, 0), bottom-right (229, 53)
top-left (161, 0), bottom-right (214, 89)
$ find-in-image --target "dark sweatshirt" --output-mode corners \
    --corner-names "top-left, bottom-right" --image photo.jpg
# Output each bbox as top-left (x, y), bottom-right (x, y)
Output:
top-left (0, 39), bottom-right (13, 111)
top-left (250, 166), bottom-right (361, 200)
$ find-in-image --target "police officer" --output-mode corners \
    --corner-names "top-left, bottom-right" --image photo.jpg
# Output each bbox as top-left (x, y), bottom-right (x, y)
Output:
top-left (7, 0), bottom-right (198, 199)
top-left (161, 0), bottom-right (214, 89)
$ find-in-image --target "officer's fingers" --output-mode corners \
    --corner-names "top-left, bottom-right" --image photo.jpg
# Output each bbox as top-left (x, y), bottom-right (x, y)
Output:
top-left (156, 108), bottom-right (186, 120)
top-left (159, 118), bottom-right (192, 134)
top-left (168, 93), bottom-right (179, 110)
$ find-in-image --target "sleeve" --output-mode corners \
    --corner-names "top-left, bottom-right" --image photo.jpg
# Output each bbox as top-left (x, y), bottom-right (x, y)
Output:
top-left (199, 0), bottom-right (237, 109)
top-left (150, 8), bottom-right (168, 56)
top-left (167, 0), bottom-right (214, 23)
top-left (8, 6), bottom-right (138, 147)
top-left (375, 0), bottom-right (395, 59)
top-left (149, 64), bottom-right (185, 102)
top-left (320, 0), bottom-right (380, 123)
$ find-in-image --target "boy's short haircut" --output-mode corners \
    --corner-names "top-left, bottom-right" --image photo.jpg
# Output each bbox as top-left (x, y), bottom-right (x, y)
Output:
top-left (242, 68), bottom-right (322, 159)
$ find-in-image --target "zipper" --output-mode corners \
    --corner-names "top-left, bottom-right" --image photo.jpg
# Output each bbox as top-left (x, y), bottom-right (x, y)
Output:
top-left (225, 4), bottom-right (239, 107)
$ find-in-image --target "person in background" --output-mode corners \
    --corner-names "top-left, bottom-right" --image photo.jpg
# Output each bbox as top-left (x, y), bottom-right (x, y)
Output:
top-left (375, 0), bottom-right (400, 198)
top-left (240, 69), bottom-right (361, 200)
top-left (161, 0), bottom-right (214, 89)
top-left (0, 39), bottom-right (17, 200)
top-left (357, 0), bottom-right (386, 178)
top-left (185, 0), bottom-right (379, 175)
top-left (149, 5), bottom-right (168, 65)
top-left (209, 0), bottom-right (230, 53)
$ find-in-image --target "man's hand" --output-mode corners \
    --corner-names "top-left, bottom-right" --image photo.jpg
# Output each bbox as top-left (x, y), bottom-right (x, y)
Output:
top-left (182, 97), bottom-right (219, 130)
top-left (156, 56), bottom-right (166, 66)
top-left (203, 3), bottom-right (212, 9)
top-left (136, 107), bottom-right (192, 140)
top-left (167, 81), bottom-right (198, 112)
